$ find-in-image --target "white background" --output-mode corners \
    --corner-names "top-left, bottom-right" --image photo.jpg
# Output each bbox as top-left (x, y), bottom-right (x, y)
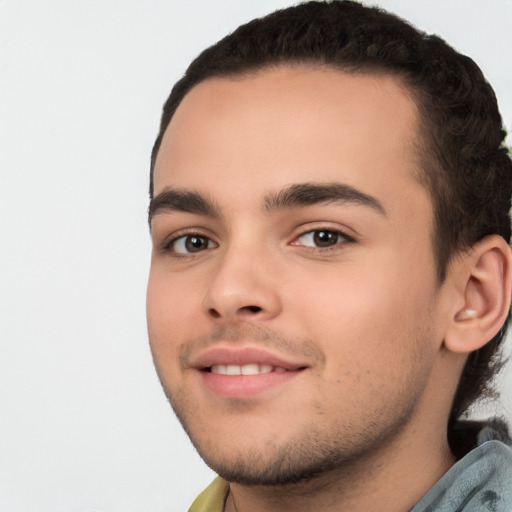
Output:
top-left (1, 1), bottom-right (511, 511)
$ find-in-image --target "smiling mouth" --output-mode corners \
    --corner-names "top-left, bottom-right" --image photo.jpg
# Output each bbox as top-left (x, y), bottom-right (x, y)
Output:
top-left (208, 364), bottom-right (291, 375)
top-left (200, 363), bottom-right (306, 399)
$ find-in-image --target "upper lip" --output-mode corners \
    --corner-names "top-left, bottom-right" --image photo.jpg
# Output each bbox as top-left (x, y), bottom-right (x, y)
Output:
top-left (190, 345), bottom-right (308, 371)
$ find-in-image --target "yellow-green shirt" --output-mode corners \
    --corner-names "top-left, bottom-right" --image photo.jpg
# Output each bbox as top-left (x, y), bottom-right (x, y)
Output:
top-left (188, 477), bottom-right (229, 512)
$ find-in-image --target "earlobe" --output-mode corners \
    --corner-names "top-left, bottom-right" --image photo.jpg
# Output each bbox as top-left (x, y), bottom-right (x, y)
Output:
top-left (444, 235), bottom-right (512, 354)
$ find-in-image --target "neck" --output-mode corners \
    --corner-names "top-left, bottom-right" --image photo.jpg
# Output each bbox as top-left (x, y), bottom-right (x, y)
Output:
top-left (224, 430), bottom-right (456, 512)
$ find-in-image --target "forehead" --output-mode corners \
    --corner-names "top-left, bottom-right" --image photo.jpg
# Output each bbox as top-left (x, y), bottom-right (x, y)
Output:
top-left (153, 66), bottom-right (427, 218)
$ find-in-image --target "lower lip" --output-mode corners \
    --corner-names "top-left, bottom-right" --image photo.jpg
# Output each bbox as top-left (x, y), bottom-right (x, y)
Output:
top-left (200, 369), bottom-right (303, 399)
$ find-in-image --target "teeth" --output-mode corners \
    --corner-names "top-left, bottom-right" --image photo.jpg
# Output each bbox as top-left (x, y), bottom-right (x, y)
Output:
top-left (241, 364), bottom-right (260, 375)
top-left (211, 364), bottom-right (226, 374)
top-left (210, 364), bottom-right (288, 375)
top-left (226, 365), bottom-right (240, 376)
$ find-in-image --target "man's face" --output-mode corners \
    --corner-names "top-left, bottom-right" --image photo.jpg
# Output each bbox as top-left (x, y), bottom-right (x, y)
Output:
top-left (147, 67), bottom-right (449, 484)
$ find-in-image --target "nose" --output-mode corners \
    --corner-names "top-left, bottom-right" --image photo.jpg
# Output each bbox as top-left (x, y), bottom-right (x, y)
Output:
top-left (202, 245), bottom-right (282, 323)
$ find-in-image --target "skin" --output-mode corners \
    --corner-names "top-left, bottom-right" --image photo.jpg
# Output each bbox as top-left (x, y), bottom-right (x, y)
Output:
top-left (147, 66), bottom-right (474, 511)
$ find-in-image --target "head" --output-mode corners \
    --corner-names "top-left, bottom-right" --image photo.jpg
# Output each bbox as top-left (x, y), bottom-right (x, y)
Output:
top-left (147, 0), bottom-right (512, 481)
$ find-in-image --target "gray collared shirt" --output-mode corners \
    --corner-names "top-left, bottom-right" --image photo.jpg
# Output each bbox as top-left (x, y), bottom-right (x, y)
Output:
top-left (412, 440), bottom-right (512, 511)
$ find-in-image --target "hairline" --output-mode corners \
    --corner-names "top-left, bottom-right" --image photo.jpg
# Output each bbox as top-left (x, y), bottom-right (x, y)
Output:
top-left (150, 62), bottom-right (450, 281)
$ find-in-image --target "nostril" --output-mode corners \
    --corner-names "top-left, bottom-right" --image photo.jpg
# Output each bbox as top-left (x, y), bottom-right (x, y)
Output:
top-left (207, 305), bottom-right (264, 319)
top-left (208, 308), bottom-right (221, 318)
top-left (240, 305), bottom-right (262, 314)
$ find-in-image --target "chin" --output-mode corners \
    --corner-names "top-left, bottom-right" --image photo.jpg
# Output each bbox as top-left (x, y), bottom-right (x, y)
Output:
top-left (185, 416), bottom-right (408, 487)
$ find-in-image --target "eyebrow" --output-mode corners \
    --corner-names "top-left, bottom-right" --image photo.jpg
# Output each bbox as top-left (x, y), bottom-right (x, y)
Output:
top-left (263, 182), bottom-right (386, 215)
top-left (148, 181), bottom-right (386, 226)
top-left (148, 188), bottom-right (220, 225)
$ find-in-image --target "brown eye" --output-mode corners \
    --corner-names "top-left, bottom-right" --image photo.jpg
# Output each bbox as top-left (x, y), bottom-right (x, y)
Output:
top-left (313, 230), bottom-right (340, 247)
top-left (293, 229), bottom-right (347, 248)
top-left (171, 234), bottom-right (215, 254)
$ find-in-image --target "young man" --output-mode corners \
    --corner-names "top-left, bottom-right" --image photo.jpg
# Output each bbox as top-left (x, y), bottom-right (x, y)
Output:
top-left (146, 1), bottom-right (512, 510)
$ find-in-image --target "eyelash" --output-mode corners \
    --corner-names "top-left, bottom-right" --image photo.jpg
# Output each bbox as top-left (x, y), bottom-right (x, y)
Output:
top-left (290, 228), bottom-right (354, 250)
top-left (162, 227), bottom-right (353, 257)
top-left (162, 229), bottom-right (218, 257)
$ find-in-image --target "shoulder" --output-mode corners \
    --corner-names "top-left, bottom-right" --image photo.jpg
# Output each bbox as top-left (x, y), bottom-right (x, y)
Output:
top-left (188, 477), bottom-right (230, 512)
top-left (412, 440), bottom-right (512, 511)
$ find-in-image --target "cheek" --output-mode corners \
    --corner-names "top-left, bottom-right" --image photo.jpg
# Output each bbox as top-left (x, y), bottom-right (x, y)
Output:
top-left (146, 268), bottom-right (200, 371)
top-left (291, 273), bottom-right (436, 426)
top-left (148, 263), bottom-right (202, 322)
top-left (288, 257), bottom-right (436, 370)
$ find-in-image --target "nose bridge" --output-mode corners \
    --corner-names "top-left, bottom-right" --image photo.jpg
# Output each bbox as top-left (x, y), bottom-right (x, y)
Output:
top-left (203, 233), bottom-right (282, 322)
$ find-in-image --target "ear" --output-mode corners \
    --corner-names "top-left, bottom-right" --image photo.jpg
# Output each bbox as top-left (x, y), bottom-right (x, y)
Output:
top-left (444, 235), bottom-right (512, 354)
